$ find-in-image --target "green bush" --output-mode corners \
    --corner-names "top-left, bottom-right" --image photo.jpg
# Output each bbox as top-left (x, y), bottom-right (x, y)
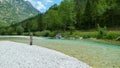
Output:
top-left (7, 27), bottom-right (15, 35)
top-left (34, 30), bottom-right (51, 37)
top-left (49, 31), bottom-right (57, 37)
top-left (12, 32), bottom-right (18, 35)
top-left (22, 32), bottom-right (29, 36)
top-left (68, 25), bottom-right (75, 34)
top-left (62, 31), bottom-right (71, 39)
top-left (0, 28), bottom-right (6, 35)
top-left (34, 31), bottom-right (42, 36)
top-left (97, 24), bottom-right (107, 39)
top-left (62, 30), bottom-right (120, 40)
top-left (104, 31), bottom-right (120, 39)
top-left (16, 26), bottom-right (24, 35)
top-left (72, 31), bottom-right (97, 38)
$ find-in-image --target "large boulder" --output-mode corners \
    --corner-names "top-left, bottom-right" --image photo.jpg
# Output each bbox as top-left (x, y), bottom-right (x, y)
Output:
top-left (116, 36), bottom-right (120, 41)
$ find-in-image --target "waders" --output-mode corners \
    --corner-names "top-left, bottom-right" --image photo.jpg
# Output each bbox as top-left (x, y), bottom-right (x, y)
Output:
top-left (30, 33), bottom-right (33, 45)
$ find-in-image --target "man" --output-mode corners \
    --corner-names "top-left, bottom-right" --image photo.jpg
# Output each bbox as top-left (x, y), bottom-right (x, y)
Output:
top-left (30, 33), bottom-right (33, 45)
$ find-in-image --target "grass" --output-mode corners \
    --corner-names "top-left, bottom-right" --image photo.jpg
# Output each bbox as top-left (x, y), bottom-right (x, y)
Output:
top-left (0, 37), bottom-right (120, 68)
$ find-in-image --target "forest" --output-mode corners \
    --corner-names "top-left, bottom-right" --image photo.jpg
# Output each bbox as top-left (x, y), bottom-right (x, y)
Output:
top-left (0, 0), bottom-right (120, 40)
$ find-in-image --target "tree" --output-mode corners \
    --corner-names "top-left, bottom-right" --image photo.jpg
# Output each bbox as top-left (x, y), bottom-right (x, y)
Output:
top-left (68, 24), bottom-right (75, 34)
top-left (37, 14), bottom-right (44, 31)
top-left (44, 9), bottom-right (63, 31)
top-left (0, 28), bottom-right (6, 35)
top-left (7, 27), bottom-right (14, 35)
top-left (16, 25), bottom-right (24, 35)
top-left (74, 0), bottom-right (86, 29)
top-left (15, 0), bottom-right (120, 32)
top-left (99, 0), bottom-right (120, 28)
top-left (58, 0), bottom-right (76, 31)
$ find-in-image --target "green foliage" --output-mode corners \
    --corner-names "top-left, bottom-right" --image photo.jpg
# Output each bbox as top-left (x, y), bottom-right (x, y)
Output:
top-left (16, 26), bottom-right (24, 35)
top-left (34, 30), bottom-right (50, 37)
top-left (7, 27), bottom-right (15, 35)
top-left (104, 31), bottom-right (120, 39)
top-left (58, 0), bottom-right (76, 31)
top-left (4, 0), bottom-right (119, 39)
top-left (44, 9), bottom-right (63, 30)
top-left (19, 14), bottom-right (44, 32)
top-left (49, 31), bottom-right (58, 37)
top-left (72, 31), bottom-right (98, 38)
top-left (0, 22), bottom-right (10, 28)
top-left (97, 24), bottom-right (107, 39)
top-left (63, 31), bottom-right (120, 40)
top-left (0, 28), bottom-right (6, 35)
top-left (68, 25), bottom-right (75, 34)
top-left (16, 0), bottom-right (120, 32)
top-left (22, 32), bottom-right (29, 36)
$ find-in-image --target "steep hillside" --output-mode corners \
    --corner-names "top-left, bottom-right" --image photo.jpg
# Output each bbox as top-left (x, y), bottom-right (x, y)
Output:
top-left (0, 0), bottom-right (39, 23)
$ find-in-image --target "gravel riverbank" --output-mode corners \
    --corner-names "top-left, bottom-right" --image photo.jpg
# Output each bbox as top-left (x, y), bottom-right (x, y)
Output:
top-left (0, 41), bottom-right (91, 68)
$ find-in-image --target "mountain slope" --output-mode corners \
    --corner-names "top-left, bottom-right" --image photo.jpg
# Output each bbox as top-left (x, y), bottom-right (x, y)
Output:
top-left (0, 0), bottom-right (39, 23)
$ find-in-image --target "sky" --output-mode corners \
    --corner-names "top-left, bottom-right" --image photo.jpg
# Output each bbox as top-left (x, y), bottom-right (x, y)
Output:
top-left (24, 0), bottom-right (62, 13)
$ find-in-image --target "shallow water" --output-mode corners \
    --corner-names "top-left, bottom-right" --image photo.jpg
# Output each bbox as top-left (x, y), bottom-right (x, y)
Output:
top-left (34, 38), bottom-right (120, 68)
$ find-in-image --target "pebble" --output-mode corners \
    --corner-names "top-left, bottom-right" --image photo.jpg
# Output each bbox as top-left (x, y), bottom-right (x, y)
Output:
top-left (0, 41), bottom-right (91, 68)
